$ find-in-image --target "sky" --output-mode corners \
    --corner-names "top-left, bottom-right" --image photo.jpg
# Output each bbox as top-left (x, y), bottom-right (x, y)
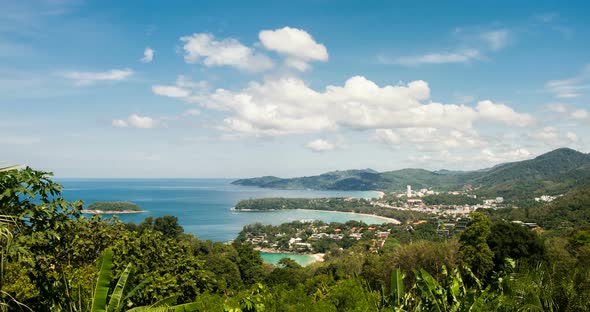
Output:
top-left (1, 0), bottom-right (589, 178)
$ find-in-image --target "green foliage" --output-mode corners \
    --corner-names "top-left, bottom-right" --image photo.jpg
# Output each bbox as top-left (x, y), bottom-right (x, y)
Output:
top-left (459, 213), bottom-right (494, 280)
top-left (86, 201), bottom-right (143, 212)
top-left (487, 222), bottom-right (546, 272)
top-left (4, 166), bottom-right (590, 311)
top-left (92, 249), bottom-right (114, 312)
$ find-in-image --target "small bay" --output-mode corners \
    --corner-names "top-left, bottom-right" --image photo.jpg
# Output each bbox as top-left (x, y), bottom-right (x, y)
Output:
top-left (58, 178), bottom-right (384, 242)
top-left (259, 252), bottom-right (317, 267)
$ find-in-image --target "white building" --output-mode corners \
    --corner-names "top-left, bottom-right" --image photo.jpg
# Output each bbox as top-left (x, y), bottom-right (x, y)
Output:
top-left (407, 185), bottom-right (412, 197)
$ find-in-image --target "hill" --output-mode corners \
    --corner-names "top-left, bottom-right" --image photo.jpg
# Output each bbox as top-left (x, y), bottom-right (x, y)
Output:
top-left (232, 148), bottom-right (590, 199)
top-left (528, 185), bottom-right (590, 231)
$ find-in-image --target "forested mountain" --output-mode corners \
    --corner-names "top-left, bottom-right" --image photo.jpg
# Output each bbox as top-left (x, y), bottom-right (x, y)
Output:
top-left (232, 148), bottom-right (590, 199)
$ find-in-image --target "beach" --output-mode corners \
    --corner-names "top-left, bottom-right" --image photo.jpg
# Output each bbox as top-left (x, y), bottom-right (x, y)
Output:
top-left (293, 208), bottom-right (401, 224)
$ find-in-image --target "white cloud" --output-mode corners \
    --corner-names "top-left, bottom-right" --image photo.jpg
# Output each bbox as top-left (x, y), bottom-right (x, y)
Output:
top-left (545, 103), bottom-right (589, 120)
top-left (141, 47), bottom-right (154, 63)
top-left (545, 64), bottom-right (590, 98)
top-left (259, 27), bottom-right (328, 71)
top-left (480, 29), bottom-right (510, 50)
top-left (180, 33), bottom-right (273, 72)
top-left (152, 85), bottom-right (191, 98)
top-left (566, 131), bottom-right (578, 142)
top-left (169, 76), bottom-right (533, 137)
top-left (380, 49), bottom-right (480, 66)
top-left (530, 126), bottom-right (558, 142)
top-left (375, 129), bottom-right (400, 145)
top-left (63, 68), bottom-right (133, 86)
top-left (571, 109), bottom-right (589, 120)
top-left (112, 119), bottom-right (128, 128)
top-left (476, 100), bottom-right (536, 127)
top-left (479, 148), bottom-right (531, 163)
top-left (112, 114), bottom-right (159, 129)
top-left (306, 139), bottom-right (336, 152)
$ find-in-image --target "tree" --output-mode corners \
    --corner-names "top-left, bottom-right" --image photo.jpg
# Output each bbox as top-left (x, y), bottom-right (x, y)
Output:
top-left (487, 222), bottom-right (545, 271)
top-left (459, 212), bottom-right (494, 281)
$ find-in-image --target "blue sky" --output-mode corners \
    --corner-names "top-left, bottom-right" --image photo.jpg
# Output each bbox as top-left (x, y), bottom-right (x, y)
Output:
top-left (1, 0), bottom-right (589, 178)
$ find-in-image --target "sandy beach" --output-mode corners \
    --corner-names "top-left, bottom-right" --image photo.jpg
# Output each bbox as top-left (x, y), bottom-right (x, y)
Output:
top-left (293, 208), bottom-right (401, 224)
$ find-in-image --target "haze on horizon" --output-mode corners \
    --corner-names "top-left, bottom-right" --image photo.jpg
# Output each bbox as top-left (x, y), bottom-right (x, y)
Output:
top-left (1, 0), bottom-right (589, 178)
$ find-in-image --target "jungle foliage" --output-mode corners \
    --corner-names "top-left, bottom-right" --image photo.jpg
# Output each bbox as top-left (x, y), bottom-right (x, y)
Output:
top-left (2, 167), bottom-right (590, 311)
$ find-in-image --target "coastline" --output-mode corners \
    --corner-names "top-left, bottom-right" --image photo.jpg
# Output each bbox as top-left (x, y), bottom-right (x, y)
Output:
top-left (233, 207), bottom-right (401, 224)
top-left (81, 209), bottom-right (146, 214)
top-left (295, 208), bottom-right (401, 224)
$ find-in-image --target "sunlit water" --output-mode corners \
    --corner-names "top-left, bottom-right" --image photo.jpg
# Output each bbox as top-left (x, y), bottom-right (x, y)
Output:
top-left (58, 179), bottom-right (385, 242)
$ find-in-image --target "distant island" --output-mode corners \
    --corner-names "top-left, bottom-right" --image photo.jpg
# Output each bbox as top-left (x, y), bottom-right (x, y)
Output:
top-left (81, 201), bottom-right (145, 214)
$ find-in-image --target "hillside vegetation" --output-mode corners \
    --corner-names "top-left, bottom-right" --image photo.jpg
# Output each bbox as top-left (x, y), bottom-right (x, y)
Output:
top-left (233, 148), bottom-right (590, 199)
top-left (85, 201), bottom-right (143, 212)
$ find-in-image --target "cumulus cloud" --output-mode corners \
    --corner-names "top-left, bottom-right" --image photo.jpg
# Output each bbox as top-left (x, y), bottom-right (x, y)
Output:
top-left (141, 47), bottom-right (154, 63)
top-left (259, 27), bottom-right (328, 71)
top-left (529, 126), bottom-right (559, 142)
top-left (112, 114), bottom-right (159, 129)
top-left (479, 148), bottom-right (531, 163)
top-left (306, 139), bottom-right (336, 152)
top-left (545, 103), bottom-right (589, 120)
top-left (571, 109), bottom-right (589, 120)
top-left (377, 127), bottom-right (486, 152)
top-left (154, 75), bottom-right (533, 137)
top-left (380, 49), bottom-right (481, 66)
top-left (476, 100), bottom-right (536, 126)
top-left (375, 129), bottom-right (401, 145)
top-left (180, 33), bottom-right (273, 72)
top-left (63, 68), bottom-right (133, 86)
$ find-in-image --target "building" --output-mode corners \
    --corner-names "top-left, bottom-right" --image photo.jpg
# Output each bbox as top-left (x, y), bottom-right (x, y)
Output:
top-left (407, 185), bottom-right (412, 197)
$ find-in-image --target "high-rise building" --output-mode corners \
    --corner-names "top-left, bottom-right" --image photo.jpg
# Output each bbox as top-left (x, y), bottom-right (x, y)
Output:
top-left (407, 185), bottom-right (412, 197)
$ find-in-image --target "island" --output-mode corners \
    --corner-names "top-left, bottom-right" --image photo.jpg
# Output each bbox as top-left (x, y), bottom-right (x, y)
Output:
top-left (81, 201), bottom-right (145, 214)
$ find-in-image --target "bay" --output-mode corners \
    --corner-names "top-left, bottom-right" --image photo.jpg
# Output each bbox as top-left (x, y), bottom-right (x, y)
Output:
top-left (259, 252), bottom-right (317, 267)
top-left (57, 178), bottom-right (386, 242)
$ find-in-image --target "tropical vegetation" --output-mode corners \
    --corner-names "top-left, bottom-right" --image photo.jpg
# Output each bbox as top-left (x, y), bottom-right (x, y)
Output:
top-left (2, 166), bottom-right (590, 311)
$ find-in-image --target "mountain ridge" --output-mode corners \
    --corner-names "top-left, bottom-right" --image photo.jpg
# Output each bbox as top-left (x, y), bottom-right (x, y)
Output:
top-left (232, 148), bottom-right (590, 199)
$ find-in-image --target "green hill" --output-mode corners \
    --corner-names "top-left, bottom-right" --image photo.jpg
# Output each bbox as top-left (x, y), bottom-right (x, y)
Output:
top-left (232, 148), bottom-right (590, 200)
top-left (528, 185), bottom-right (590, 231)
top-left (84, 201), bottom-right (143, 212)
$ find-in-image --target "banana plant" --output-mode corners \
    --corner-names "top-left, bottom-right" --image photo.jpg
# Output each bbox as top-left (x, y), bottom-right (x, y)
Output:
top-left (91, 249), bottom-right (199, 312)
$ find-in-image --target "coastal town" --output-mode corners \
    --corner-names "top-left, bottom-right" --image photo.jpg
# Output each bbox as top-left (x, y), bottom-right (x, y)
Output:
top-left (238, 184), bottom-right (545, 256)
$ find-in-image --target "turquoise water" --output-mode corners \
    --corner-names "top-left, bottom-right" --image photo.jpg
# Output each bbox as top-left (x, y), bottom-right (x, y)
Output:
top-left (58, 179), bottom-right (385, 242)
top-left (260, 252), bottom-right (317, 267)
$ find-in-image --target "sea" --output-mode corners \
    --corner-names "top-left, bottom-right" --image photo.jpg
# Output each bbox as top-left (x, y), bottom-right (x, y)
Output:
top-left (57, 178), bottom-right (387, 265)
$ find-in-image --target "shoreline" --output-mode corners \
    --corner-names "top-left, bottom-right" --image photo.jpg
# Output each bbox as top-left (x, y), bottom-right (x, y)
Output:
top-left (233, 207), bottom-right (401, 224)
top-left (294, 208), bottom-right (401, 224)
top-left (81, 210), bottom-right (146, 214)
